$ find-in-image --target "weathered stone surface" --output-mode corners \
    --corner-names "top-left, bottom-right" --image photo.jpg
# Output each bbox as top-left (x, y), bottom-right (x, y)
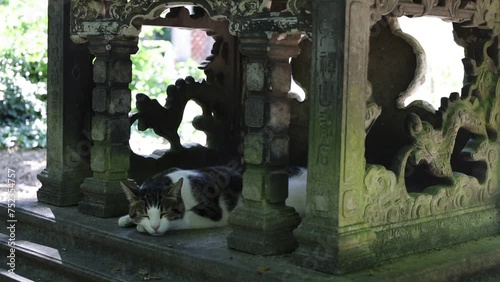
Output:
top-left (111, 59), bottom-right (132, 84)
top-left (79, 177), bottom-right (128, 217)
top-left (90, 144), bottom-right (129, 173)
top-left (268, 136), bottom-right (289, 164)
top-left (90, 145), bottom-right (107, 172)
top-left (243, 133), bottom-right (264, 165)
top-left (91, 116), bottom-right (107, 142)
top-left (108, 145), bottom-right (130, 172)
top-left (246, 62), bottom-right (265, 91)
top-left (228, 199), bottom-right (301, 255)
top-left (109, 88), bottom-right (131, 114)
top-left (37, 0), bottom-right (93, 206)
top-left (109, 118), bottom-right (130, 143)
top-left (245, 95), bottom-right (265, 128)
top-left (92, 88), bottom-right (107, 113)
top-left (228, 33), bottom-right (302, 255)
top-left (265, 170), bottom-right (289, 203)
top-left (271, 63), bottom-right (292, 93)
top-left (293, 0), bottom-right (376, 274)
top-left (37, 170), bottom-right (90, 206)
top-left (93, 58), bottom-right (107, 83)
top-left (79, 39), bottom-right (137, 218)
top-left (268, 97), bottom-right (290, 131)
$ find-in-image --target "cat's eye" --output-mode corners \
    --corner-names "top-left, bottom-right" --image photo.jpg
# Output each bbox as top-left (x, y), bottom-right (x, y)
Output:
top-left (141, 215), bottom-right (150, 219)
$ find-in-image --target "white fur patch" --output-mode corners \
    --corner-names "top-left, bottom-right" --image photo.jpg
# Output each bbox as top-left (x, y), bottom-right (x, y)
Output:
top-left (118, 215), bottom-right (133, 227)
top-left (166, 170), bottom-right (201, 212)
top-left (286, 168), bottom-right (307, 217)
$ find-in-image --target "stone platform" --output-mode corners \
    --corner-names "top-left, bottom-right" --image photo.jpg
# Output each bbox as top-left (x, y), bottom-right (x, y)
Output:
top-left (1, 199), bottom-right (499, 281)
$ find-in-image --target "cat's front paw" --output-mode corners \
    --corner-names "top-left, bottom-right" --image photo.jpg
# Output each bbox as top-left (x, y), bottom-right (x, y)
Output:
top-left (118, 215), bottom-right (134, 227)
top-left (136, 224), bottom-right (147, 233)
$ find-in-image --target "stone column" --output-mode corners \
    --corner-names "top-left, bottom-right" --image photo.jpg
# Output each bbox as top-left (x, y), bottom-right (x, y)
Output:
top-left (37, 0), bottom-right (93, 206)
top-left (293, 0), bottom-right (376, 274)
top-left (227, 32), bottom-right (302, 255)
top-left (79, 38), bottom-right (138, 217)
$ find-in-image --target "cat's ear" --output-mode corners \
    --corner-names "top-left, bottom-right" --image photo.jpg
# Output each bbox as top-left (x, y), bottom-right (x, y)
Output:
top-left (168, 178), bottom-right (183, 198)
top-left (120, 180), bottom-right (140, 203)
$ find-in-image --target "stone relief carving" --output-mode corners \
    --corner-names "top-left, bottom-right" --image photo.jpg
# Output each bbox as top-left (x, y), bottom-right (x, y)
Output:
top-left (363, 32), bottom-right (499, 227)
top-left (370, 0), bottom-right (400, 24)
top-left (287, 0), bottom-right (311, 15)
top-left (464, 0), bottom-right (500, 33)
top-left (369, 0), bottom-right (499, 29)
top-left (71, 0), bottom-right (274, 39)
top-left (372, 209), bottom-right (497, 260)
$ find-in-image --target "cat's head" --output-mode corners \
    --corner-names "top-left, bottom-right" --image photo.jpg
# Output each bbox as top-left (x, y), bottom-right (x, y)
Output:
top-left (120, 178), bottom-right (185, 236)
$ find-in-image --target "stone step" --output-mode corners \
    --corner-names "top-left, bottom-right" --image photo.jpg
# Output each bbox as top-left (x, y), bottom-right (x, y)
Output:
top-left (0, 267), bottom-right (34, 282)
top-left (0, 232), bottom-right (136, 282)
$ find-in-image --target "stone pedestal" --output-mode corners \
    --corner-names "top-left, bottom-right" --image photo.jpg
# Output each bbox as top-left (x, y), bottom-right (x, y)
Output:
top-left (293, 0), bottom-right (376, 274)
top-left (78, 38), bottom-right (138, 217)
top-left (37, 0), bottom-right (93, 206)
top-left (227, 33), bottom-right (302, 255)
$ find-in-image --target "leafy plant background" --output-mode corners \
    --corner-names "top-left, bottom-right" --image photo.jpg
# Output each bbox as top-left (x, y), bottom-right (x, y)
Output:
top-left (0, 0), bottom-right (48, 149)
top-left (0, 0), bottom-right (206, 152)
top-left (129, 26), bottom-right (207, 155)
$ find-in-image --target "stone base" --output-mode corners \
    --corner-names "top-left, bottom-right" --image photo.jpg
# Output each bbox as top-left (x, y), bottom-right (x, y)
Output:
top-left (294, 219), bottom-right (376, 274)
top-left (37, 169), bottom-right (90, 206)
top-left (78, 177), bottom-right (128, 218)
top-left (227, 201), bottom-right (301, 255)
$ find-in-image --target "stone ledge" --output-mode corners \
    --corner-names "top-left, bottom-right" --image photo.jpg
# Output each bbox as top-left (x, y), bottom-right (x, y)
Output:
top-left (0, 198), bottom-right (499, 281)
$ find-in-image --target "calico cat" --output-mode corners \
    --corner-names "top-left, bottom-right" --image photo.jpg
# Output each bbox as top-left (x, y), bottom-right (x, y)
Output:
top-left (118, 166), bottom-right (307, 236)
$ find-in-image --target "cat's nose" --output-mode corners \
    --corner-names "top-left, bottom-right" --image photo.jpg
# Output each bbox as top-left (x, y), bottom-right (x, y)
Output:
top-left (151, 225), bottom-right (159, 232)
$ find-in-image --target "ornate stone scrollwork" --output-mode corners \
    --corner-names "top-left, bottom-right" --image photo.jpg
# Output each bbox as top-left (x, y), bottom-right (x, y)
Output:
top-left (363, 33), bottom-right (499, 227)
top-left (287, 0), bottom-right (312, 15)
top-left (369, 0), bottom-right (498, 29)
top-left (370, 0), bottom-right (400, 25)
top-left (71, 0), bottom-right (274, 40)
top-left (463, 0), bottom-right (500, 33)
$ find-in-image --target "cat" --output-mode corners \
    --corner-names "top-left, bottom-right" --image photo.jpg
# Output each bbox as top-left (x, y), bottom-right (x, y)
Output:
top-left (118, 166), bottom-right (307, 236)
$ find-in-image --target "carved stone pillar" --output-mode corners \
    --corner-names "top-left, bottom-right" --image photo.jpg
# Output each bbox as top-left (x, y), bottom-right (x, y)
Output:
top-left (37, 0), bottom-right (93, 206)
top-left (227, 32), bottom-right (302, 255)
top-left (78, 38), bottom-right (138, 217)
top-left (293, 0), bottom-right (376, 274)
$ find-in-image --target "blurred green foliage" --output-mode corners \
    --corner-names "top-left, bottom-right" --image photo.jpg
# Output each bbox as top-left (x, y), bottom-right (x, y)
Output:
top-left (0, 2), bottom-right (205, 149)
top-left (0, 1), bottom-right (48, 149)
top-left (130, 26), bottom-right (206, 142)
